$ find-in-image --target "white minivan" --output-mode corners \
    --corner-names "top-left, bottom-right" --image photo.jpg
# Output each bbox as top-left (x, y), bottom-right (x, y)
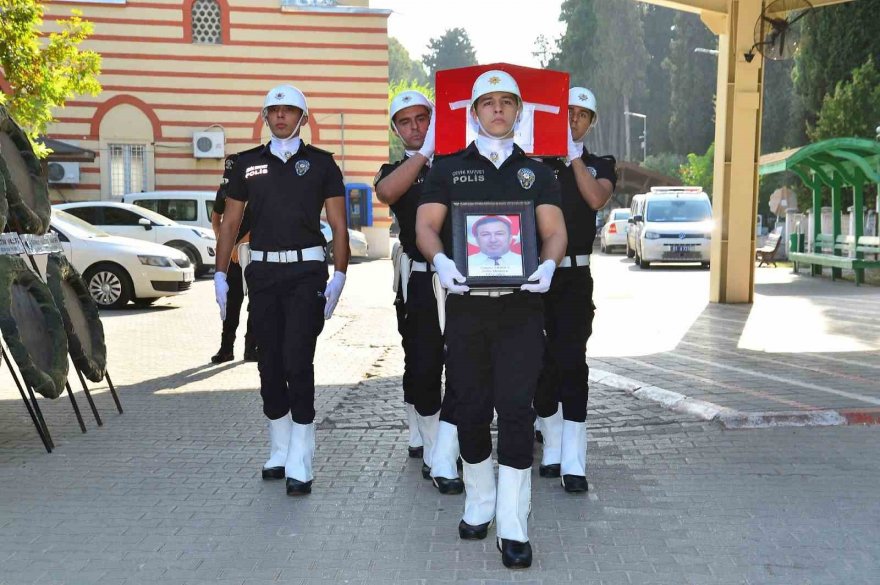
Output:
top-left (121, 191), bottom-right (216, 231)
top-left (630, 187), bottom-right (713, 269)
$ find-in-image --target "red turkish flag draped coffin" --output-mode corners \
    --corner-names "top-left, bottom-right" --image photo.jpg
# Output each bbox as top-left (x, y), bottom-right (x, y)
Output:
top-left (434, 63), bottom-right (570, 157)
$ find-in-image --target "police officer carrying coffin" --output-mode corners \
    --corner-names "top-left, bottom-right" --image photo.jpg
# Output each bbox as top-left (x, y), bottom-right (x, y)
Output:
top-left (214, 84), bottom-right (349, 496)
top-left (375, 90), bottom-right (463, 494)
top-left (209, 152), bottom-right (258, 364)
top-left (534, 88), bottom-right (616, 493)
top-left (416, 70), bottom-right (567, 569)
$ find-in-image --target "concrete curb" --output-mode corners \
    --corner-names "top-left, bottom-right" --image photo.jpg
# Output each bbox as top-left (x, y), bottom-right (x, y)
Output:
top-left (589, 368), bottom-right (871, 429)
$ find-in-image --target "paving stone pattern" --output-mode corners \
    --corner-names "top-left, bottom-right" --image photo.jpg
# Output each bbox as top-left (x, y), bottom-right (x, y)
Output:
top-left (1, 260), bottom-right (879, 584)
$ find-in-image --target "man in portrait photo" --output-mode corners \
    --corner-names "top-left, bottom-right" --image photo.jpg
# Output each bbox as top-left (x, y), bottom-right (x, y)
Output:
top-left (467, 215), bottom-right (524, 277)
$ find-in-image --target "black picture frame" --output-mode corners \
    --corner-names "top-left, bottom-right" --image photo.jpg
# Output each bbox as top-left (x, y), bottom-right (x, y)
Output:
top-left (451, 200), bottom-right (539, 289)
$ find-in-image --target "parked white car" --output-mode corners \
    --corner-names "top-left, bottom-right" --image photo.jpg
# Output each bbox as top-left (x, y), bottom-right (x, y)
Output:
top-left (320, 220), bottom-right (369, 261)
top-left (599, 208), bottom-right (631, 253)
top-left (121, 190), bottom-right (215, 231)
top-left (49, 209), bottom-right (195, 309)
top-left (54, 201), bottom-right (216, 276)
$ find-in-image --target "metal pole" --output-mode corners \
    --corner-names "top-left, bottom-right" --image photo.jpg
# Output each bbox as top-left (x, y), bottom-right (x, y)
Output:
top-left (642, 116), bottom-right (648, 162)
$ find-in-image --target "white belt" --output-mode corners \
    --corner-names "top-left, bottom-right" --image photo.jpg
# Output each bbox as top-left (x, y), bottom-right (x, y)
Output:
top-left (410, 261), bottom-right (435, 273)
top-left (251, 246), bottom-right (325, 263)
top-left (558, 254), bottom-right (590, 268)
top-left (468, 289), bottom-right (516, 297)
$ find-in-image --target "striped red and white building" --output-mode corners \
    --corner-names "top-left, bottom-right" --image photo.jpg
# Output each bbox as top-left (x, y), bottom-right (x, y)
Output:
top-left (8, 0), bottom-right (394, 249)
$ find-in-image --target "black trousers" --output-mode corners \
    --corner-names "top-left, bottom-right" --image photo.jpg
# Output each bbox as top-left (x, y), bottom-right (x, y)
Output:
top-left (534, 266), bottom-right (595, 423)
top-left (445, 292), bottom-right (544, 470)
top-left (221, 261), bottom-right (255, 350)
top-left (245, 261), bottom-right (327, 423)
top-left (394, 271), bottom-right (445, 417)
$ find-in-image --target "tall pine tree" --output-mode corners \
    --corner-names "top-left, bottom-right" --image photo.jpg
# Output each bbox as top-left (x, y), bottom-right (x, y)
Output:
top-left (663, 12), bottom-right (716, 156)
top-left (635, 4), bottom-right (676, 155)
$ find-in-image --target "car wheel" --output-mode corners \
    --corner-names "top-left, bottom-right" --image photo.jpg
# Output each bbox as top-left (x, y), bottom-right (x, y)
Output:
top-left (626, 242), bottom-right (635, 258)
top-left (600, 241), bottom-right (607, 254)
top-left (84, 263), bottom-right (132, 309)
top-left (639, 256), bottom-right (650, 269)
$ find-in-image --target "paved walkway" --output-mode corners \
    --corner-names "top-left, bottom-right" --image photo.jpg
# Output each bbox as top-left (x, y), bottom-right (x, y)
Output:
top-left (1, 259), bottom-right (879, 584)
top-left (588, 254), bottom-right (880, 427)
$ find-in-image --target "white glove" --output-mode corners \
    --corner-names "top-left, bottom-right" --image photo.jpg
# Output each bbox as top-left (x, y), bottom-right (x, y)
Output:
top-left (566, 126), bottom-right (584, 167)
top-left (214, 271), bottom-right (229, 320)
top-left (432, 252), bottom-right (469, 294)
top-left (418, 107), bottom-right (436, 159)
top-left (323, 271), bottom-right (346, 319)
top-left (521, 259), bottom-right (556, 294)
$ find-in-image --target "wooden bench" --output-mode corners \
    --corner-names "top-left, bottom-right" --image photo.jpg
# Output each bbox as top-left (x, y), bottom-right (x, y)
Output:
top-left (790, 234), bottom-right (880, 285)
top-left (755, 229), bottom-right (783, 267)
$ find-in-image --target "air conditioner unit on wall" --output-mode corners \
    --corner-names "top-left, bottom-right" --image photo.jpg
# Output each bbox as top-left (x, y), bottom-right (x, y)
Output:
top-left (47, 161), bottom-right (81, 185)
top-left (193, 131), bottom-right (225, 159)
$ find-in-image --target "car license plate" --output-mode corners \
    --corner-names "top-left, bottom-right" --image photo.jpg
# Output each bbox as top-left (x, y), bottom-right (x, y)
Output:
top-left (182, 272), bottom-right (194, 283)
top-left (670, 244), bottom-right (694, 253)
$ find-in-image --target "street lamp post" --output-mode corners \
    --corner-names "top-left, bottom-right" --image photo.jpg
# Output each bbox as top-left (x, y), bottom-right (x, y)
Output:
top-left (624, 111), bottom-right (647, 163)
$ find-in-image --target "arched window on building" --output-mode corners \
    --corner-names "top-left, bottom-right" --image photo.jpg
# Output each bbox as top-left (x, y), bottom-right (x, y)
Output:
top-left (191, 0), bottom-right (223, 44)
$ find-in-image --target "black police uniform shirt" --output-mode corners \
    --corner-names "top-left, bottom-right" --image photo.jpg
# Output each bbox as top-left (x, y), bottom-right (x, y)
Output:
top-left (225, 142), bottom-right (345, 252)
top-left (213, 153), bottom-right (252, 245)
top-left (374, 156), bottom-right (429, 263)
top-left (420, 142), bottom-right (562, 257)
top-left (542, 152), bottom-right (617, 255)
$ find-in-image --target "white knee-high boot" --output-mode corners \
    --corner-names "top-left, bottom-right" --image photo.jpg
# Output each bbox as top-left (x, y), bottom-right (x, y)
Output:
top-left (405, 403), bottom-right (423, 448)
top-left (416, 412), bottom-right (440, 468)
top-left (430, 421), bottom-right (461, 479)
top-left (560, 420), bottom-right (587, 477)
top-left (496, 465), bottom-right (531, 543)
top-left (285, 421), bottom-right (315, 483)
top-left (538, 405), bottom-right (563, 467)
top-left (462, 457), bottom-right (496, 526)
top-left (264, 414), bottom-right (292, 470)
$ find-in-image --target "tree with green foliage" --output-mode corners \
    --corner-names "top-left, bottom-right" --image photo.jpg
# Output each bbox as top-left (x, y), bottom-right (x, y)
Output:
top-left (551, 0), bottom-right (647, 160)
top-left (663, 12), bottom-right (716, 156)
top-left (679, 143), bottom-right (714, 195)
top-left (635, 4), bottom-right (676, 155)
top-left (387, 80), bottom-right (435, 162)
top-left (388, 37), bottom-right (427, 85)
top-left (793, 0), bottom-right (880, 132)
top-left (0, 0), bottom-right (101, 156)
top-left (761, 59), bottom-right (798, 154)
top-left (422, 28), bottom-right (477, 81)
top-left (809, 56), bottom-right (880, 142)
top-left (642, 152), bottom-right (685, 181)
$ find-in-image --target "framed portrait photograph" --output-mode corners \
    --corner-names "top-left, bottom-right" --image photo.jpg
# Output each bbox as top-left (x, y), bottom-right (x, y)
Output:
top-left (451, 201), bottom-right (539, 289)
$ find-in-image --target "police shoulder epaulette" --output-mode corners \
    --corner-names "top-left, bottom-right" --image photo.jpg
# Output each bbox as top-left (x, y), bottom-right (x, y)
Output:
top-left (305, 144), bottom-right (335, 157)
top-left (597, 154), bottom-right (617, 165)
top-left (233, 144), bottom-right (263, 157)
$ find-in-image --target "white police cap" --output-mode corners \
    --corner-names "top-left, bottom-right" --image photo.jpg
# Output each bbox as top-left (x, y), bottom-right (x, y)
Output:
top-left (263, 84), bottom-right (308, 116)
top-left (569, 87), bottom-right (597, 128)
top-left (389, 90), bottom-right (433, 124)
top-left (471, 70), bottom-right (521, 106)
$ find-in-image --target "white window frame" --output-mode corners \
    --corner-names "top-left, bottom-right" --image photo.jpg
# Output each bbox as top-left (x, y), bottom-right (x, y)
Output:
top-left (108, 143), bottom-right (149, 198)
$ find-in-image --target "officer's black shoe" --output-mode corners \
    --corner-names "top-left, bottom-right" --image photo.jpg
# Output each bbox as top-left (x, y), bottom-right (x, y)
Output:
top-left (421, 463), bottom-right (432, 480)
top-left (210, 349), bottom-right (234, 364)
top-left (561, 474), bottom-right (589, 493)
top-left (539, 463), bottom-right (561, 478)
top-left (243, 346), bottom-right (259, 362)
top-left (433, 476), bottom-right (464, 495)
top-left (497, 538), bottom-right (532, 569)
top-left (535, 430), bottom-right (543, 444)
top-left (458, 519), bottom-right (491, 540)
top-left (286, 477), bottom-right (312, 496)
top-left (408, 446), bottom-right (424, 459)
top-left (261, 466), bottom-right (285, 480)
